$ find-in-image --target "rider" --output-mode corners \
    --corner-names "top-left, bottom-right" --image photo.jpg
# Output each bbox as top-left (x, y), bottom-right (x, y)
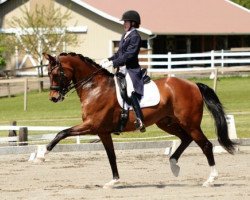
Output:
top-left (100, 10), bottom-right (145, 132)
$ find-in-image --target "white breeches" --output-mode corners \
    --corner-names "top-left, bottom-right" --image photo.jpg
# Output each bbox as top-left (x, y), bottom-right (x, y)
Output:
top-left (119, 66), bottom-right (134, 97)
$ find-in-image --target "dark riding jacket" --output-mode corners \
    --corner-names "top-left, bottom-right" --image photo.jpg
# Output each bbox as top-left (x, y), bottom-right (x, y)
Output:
top-left (108, 29), bottom-right (144, 97)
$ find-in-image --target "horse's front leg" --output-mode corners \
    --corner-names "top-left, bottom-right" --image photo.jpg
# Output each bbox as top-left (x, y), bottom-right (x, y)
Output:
top-left (99, 134), bottom-right (120, 189)
top-left (32, 124), bottom-right (91, 162)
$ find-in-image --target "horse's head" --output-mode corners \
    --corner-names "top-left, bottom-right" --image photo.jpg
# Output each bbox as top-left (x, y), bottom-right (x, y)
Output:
top-left (43, 53), bottom-right (72, 103)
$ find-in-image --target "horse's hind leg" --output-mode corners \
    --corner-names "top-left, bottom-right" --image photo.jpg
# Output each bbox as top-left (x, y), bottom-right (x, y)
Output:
top-left (189, 128), bottom-right (218, 187)
top-left (99, 134), bottom-right (120, 189)
top-left (156, 119), bottom-right (193, 177)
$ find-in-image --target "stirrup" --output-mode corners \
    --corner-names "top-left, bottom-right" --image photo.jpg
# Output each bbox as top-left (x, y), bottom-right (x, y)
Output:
top-left (134, 118), bottom-right (146, 132)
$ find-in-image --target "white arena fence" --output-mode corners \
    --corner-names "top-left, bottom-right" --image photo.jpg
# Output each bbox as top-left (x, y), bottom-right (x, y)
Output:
top-left (0, 125), bottom-right (98, 145)
top-left (0, 125), bottom-right (175, 146)
top-left (0, 114), bottom-right (237, 146)
top-left (139, 50), bottom-right (250, 70)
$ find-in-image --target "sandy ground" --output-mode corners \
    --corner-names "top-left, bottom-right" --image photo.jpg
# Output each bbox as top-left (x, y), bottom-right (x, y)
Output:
top-left (0, 146), bottom-right (249, 200)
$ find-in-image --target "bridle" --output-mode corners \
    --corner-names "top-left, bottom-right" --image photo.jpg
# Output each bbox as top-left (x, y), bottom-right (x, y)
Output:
top-left (48, 57), bottom-right (70, 97)
top-left (48, 56), bottom-right (104, 97)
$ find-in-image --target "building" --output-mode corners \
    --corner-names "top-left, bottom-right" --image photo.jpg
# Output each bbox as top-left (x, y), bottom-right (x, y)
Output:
top-left (1, 0), bottom-right (250, 67)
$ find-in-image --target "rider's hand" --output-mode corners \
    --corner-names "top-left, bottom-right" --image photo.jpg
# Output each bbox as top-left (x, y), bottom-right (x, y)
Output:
top-left (101, 61), bottom-right (113, 68)
top-left (99, 58), bottom-right (109, 66)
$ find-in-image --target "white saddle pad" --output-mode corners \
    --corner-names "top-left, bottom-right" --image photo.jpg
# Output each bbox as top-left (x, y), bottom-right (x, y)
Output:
top-left (114, 77), bottom-right (160, 110)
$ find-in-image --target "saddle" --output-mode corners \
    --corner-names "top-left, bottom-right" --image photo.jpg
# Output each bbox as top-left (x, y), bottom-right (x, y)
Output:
top-left (116, 68), bottom-right (150, 104)
top-left (114, 68), bottom-right (151, 134)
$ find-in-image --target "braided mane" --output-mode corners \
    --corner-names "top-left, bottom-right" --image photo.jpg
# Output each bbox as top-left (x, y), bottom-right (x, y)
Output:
top-left (59, 52), bottom-right (114, 77)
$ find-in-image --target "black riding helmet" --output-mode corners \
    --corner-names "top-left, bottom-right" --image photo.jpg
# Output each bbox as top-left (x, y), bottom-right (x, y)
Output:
top-left (121, 10), bottom-right (141, 25)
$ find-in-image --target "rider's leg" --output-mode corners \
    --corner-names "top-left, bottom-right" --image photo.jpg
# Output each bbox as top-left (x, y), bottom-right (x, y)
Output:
top-left (130, 91), bottom-right (146, 132)
top-left (125, 69), bottom-right (145, 132)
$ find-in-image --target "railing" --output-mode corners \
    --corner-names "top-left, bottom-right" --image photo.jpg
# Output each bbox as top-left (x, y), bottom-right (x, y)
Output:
top-left (0, 125), bottom-right (174, 146)
top-left (0, 113), bottom-right (237, 146)
top-left (0, 125), bottom-right (99, 145)
top-left (139, 50), bottom-right (250, 70)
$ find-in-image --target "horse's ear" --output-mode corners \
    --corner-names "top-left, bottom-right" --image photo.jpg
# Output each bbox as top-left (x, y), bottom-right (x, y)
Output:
top-left (43, 52), bottom-right (55, 62)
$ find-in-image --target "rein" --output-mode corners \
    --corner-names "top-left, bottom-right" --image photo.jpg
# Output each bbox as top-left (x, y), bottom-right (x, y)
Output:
top-left (67, 67), bottom-right (104, 95)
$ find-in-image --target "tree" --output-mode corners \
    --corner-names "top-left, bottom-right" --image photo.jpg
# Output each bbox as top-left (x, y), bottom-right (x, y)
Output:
top-left (9, 0), bottom-right (78, 66)
top-left (0, 34), bottom-right (15, 70)
top-left (0, 47), bottom-right (6, 70)
top-left (232, 0), bottom-right (250, 9)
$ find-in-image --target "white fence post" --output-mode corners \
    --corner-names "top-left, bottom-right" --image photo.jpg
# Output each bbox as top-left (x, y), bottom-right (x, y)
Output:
top-left (167, 52), bottom-right (172, 77)
top-left (76, 136), bottom-right (80, 144)
top-left (226, 115), bottom-right (237, 139)
top-left (214, 114), bottom-right (238, 153)
top-left (213, 68), bottom-right (218, 91)
top-left (210, 50), bottom-right (215, 79)
top-left (211, 50), bottom-right (215, 68)
top-left (221, 49), bottom-right (224, 68)
top-left (167, 52), bottom-right (172, 70)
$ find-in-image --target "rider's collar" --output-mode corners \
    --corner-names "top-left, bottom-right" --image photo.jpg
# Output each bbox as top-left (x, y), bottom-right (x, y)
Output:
top-left (124, 28), bottom-right (135, 39)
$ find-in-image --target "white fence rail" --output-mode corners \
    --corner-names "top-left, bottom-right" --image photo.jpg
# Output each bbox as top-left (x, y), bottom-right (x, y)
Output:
top-left (0, 125), bottom-right (70, 131)
top-left (0, 113), bottom-right (238, 146)
top-left (0, 125), bottom-right (174, 145)
top-left (139, 50), bottom-right (250, 70)
top-left (0, 125), bottom-right (99, 145)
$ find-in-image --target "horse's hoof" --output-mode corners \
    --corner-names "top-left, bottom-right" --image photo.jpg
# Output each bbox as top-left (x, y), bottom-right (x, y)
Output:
top-left (170, 159), bottom-right (180, 177)
top-left (203, 166), bottom-right (218, 187)
top-left (28, 152), bottom-right (37, 162)
top-left (33, 157), bottom-right (45, 163)
top-left (31, 145), bottom-right (49, 163)
top-left (103, 179), bottom-right (120, 189)
top-left (202, 181), bottom-right (214, 187)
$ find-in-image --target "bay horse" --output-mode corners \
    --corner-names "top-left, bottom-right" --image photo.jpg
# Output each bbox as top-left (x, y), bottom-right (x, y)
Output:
top-left (39, 52), bottom-right (235, 188)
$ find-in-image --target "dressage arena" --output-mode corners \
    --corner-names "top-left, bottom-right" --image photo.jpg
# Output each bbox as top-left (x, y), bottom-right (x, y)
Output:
top-left (0, 145), bottom-right (249, 200)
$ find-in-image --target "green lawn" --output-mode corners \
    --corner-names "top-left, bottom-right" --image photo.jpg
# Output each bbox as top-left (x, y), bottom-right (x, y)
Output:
top-left (0, 76), bottom-right (249, 140)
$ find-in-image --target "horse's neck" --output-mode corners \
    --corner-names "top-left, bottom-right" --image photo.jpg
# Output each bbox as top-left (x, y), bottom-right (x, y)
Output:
top-left (69, 58), bottom-right (115, 97)
top-left (74, 66), bottom-right (114, 97)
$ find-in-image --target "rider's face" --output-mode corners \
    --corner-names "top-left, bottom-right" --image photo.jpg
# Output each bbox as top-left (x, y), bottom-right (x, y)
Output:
top-left (123, 21), bottom-right (131, 32)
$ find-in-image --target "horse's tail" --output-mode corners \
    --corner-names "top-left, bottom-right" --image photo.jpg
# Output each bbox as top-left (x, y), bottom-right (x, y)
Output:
top-left (196, 83), bottom-right (236, 154)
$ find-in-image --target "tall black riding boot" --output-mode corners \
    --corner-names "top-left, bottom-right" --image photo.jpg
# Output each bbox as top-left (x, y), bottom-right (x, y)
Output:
top-left (130, 92), bottom-right (146, 132)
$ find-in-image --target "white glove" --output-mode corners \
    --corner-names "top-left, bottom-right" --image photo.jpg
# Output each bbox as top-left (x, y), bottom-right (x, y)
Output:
top-left (101, 61), bottom-right (113, 68)
top-left (99, 58), bottom-right (109, 66)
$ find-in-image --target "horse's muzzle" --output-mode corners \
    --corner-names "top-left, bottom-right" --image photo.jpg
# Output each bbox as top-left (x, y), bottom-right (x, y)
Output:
top-left (49, 92), bottom-right (64, 103)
